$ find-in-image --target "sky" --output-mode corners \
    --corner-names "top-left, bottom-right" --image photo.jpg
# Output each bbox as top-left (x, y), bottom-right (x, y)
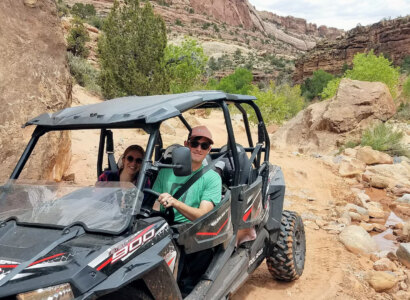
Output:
top-left (249, 0), bottom-right (410, 30)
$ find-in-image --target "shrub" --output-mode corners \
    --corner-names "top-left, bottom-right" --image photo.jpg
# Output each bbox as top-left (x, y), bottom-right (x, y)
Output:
top-left (361, 123), bottom-right (409, 157)
top-left (87, 15), bottom-right (104, 29)
top-left (345, 50), bottom-right (400, 97)
top-left (67, 52), bottom-right (101, 95)
top-left (56, 0), bottom-right (70, 17)
top-left (216, 68), bottom-right (253, 95)
top-left (71, 3), bottom-right (96, 19)
top-left (403, 77), bottom-right (410, 99)
top-left (395, 102), bottom-right (410, 122)
top-left (67, 18), bottom-right (90, 58)
top-left (301, 69), bottom-right (334, 100)
top-left (165, 37), bottom-right (207, 93)
top-left (98, 0), bottom-right (168, 98)
top-left (248, 82), bottom-right (305, 124)
top-left (400, 56), bottom-right (410, 74)
top-left (175, 19), bottom-right (183, 26)
top-left (321, 77), bottom-right (342, 99)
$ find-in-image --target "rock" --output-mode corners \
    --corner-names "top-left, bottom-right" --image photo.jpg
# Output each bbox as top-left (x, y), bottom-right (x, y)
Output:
top-left (393, 290), bottom-right (410, 300)
top-left (62, 173), bottom-right (75, 182)
top-left (364, 163), bottom-right (410, 190)
top-left (343, 148), bottom-right (357, 157)
top-left (345, 203), bottom-right (369, 216)
top-left (396, 243), bottom-right (410, 268)
top-left (304, 221), bottom-right (320, 230)
top-left (339, 225), bottom-right (378, 254)
top-left (366, 270), bottom-right (398, 292)
top-left (387, 251), bottom-right (398, 261)
top-left (301, 212), bottom-right (319, 221)
top-left (399, 282), bottom-right (407, 291)
top-left (371, 218), bottom-right (388, 224)
top-left (373, 258), bottom-right (397, 271)
top-left (372, 224), bottom-right (387, 233)
top-left (360, 222), bottom-right (374, 232)
top-left (323, 222), bottom-right (346, 233)
top-left (160, 121), bottom-right (176, 135)
top-left (369, 175), bottom-right (389, 189)
top-left (365, 201), bottom-right (386, 219)
top-left (356, 146), bottom-right (393, 165)
top-left (392, 187), bottom-right (410, 197)
top-left (396, 194), bottom-right (410, 204)
top-left (315, 219), bottom-right (328, 228)
top-left (339, 158), bottom-right (367, 177)
top-left (349, 211), bottom-right (364, 222)
top-left (23, 0), bottom-right (37, 8)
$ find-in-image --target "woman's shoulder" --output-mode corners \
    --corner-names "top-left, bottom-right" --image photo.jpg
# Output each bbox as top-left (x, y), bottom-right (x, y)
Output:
top-left (98, 170), bottom-right (120, 181)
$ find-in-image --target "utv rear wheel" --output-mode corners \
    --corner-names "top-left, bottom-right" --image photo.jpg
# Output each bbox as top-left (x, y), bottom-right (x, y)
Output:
top-left (266, 210), bottom-right (305, 281)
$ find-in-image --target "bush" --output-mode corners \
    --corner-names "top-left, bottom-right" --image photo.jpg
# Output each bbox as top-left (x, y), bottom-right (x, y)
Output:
top-left (216, 68), bottom-right (253, 95)
top-left (67, 18), bottom-right (90, 58)
top-left (248, 82), bottom-right (305, 124)
top-left (320, 77), bottom-right (342, 99)
top-left (345, 50), bottom-right (400, 97)
top-left (395, 102), bottom-right (410, 122)
top-left (56, 0), bottom-right (70, 17)
top-left (301, 69), bottom-right (334, 100)
top-left (67, 52), bottom-right (101, 95)
top-left (71, 3), bottom-right (96, 19)
top-left (87, 15), bottom-right (104, 29)
top-left (400, 55), bottom-right (410, 74)
top-left (98, 0), bottom-right (168, 98)
top-left (164, 37), bottom-right (207, 93)
top-left (361, 123), bottom-right (409, 157)
top-left (403, 77), bottom-right (410, 99)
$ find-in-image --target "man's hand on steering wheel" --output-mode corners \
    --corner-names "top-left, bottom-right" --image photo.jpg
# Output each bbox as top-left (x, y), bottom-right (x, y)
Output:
top-left (158, 193), bottom-right (177, 208)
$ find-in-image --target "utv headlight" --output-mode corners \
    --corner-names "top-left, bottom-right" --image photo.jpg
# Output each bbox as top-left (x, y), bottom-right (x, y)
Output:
top-left (17, 283), bottom-right (74, 300)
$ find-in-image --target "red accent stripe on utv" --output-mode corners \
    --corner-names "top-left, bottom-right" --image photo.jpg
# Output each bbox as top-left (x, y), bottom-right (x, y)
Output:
top-left (196, 217), bottom-right (229, 236)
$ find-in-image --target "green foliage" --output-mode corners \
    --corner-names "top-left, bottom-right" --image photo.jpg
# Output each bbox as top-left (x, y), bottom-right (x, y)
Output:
top-left (56, 0), bottom-right (70, 17)
top-left (175, 19), bottom-right (183, 26)
top-left (361, 123), bottom-right (409, 157)
top-left (248, 82), bottom-right (304, 124)
top-left (338, 140), bottom-right (360, 154)
top-left (213, 23), bottom-right (219, 32)
top-left (165, 37), bottom-right (207, 93)
top-left (67, 18), bottom-right (90, 58)
top-left (345, 50), bottom-right (400, 97)
top-left (320, 78), bottom-right (342, 99)
top-left (403, 77), bottom-right (410, 99)
top-left (400, 56), bottom-right (410, 74)
top-left (301, 69), bottom-right (334, 100)
top-left (88, 15), bottom-right (104, 29)
top-left (216, 68), bottom-right (253, 94)
top-left (395, 102), bottom-right (410, 122)
top-left (71, 3), bottom-right (96, 19)
top-left (98, 0), bottom-right (168, 98)
top-left (202, 22), bottom-right (211, 30)
top-left (67, 52), bottom-right (101, 95)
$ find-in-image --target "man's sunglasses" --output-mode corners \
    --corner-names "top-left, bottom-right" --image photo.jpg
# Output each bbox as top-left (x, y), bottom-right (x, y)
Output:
top-left (189, 140), bottom-right (211, 150)
top-left (126, 155), bottom-right (143, 164)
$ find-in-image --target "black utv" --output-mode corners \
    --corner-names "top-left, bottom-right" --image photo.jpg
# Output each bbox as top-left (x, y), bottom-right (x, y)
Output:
top-left (0, 91), bottom-right (305, 299)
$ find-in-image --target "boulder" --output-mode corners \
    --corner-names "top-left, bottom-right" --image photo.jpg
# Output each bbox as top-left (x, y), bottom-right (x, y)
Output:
top-left (364, 201), bottom-right (386, 219)
top-left (271, 79), bottom-right (396, 154)
top-left (339, 225), bottom-right (378, 254)
top-left (396, 194), bottom-right (410, 204)
top-left (366, 271), bottom-right (398, 292)
top-left (356, 146), bottom-right (393, 165)
top-left (396, 243), bottom-right (410, 268)
top-left (343, 148), bottom-right (357, 157)
top-left (339, 158), bottom-right (366, 177)
top-left (369, 175), bottom-right (389, 189)
top-left (373, 258), bottom-right (397, 271)
top-left (364, 162), bottom-right (410, 189)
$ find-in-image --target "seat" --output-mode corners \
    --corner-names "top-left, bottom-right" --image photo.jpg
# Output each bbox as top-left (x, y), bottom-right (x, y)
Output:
top-left (219, 144), bottom-right (250, 186)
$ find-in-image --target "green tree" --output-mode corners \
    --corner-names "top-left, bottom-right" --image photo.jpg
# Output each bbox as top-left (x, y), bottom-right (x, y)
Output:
top-left (67, 17), bottom-right (90, 58)
top-left (345, 50), bottom-right (400, 97)
top-left (301, 69), bottom-right (334, 100)
top-left (320, 77), bottom-right (342, 99)
top-left (165, 37), bottom-right (207, 93)
top-left (71, 3), bottom-right (96, 19)
top-left (98, 0), bottom-right (168, 98)
top-left (216, 68), bottom-right (253, 95)
top-left (401, 56), bottom-right (410, 74)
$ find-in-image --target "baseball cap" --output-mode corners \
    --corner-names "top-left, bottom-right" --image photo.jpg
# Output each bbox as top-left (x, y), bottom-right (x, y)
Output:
top-left (188, 125), bottom-right (214, 144)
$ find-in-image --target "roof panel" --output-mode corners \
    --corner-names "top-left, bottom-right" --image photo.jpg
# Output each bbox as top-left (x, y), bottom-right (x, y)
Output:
top-left (24, 91), bottom-right (256, 129)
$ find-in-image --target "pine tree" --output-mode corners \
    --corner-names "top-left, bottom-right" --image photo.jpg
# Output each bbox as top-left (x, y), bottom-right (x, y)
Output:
top-left (98, 0), bottom-right (169, 98)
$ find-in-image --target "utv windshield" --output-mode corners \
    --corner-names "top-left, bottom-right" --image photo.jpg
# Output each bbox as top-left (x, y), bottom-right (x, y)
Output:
top-left (0, 180), bottom-right (142, 234)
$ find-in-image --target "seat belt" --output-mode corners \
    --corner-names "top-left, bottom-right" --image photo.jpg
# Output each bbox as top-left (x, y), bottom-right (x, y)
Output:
top-left (173, 153), bottom-right (226, 202)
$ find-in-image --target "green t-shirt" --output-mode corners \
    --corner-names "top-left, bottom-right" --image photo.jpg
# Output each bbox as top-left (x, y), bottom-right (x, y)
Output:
top-left (152, 167), bottom-right (222, 223)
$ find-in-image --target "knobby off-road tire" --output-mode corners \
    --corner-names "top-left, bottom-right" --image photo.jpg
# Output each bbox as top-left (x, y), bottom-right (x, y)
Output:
top-left (266, 210), bottom-right (306, 281)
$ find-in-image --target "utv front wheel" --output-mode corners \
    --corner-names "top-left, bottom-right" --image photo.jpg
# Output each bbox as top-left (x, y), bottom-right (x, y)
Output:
top-left (266, 210), bottom-right (305, 281)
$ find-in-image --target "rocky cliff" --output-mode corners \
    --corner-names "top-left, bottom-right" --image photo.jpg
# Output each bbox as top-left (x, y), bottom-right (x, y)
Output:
top-left (0, 0), bottom-right (72, 182)
top-left (294, 16), bottom-right (410, 83)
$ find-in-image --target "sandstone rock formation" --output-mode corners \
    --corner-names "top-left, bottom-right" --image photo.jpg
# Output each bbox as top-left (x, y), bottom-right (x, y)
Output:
top-left (294, 16), bottom-right (410, 82)
top-left (0, 0), bottom-right (72, 182)
top-left (271, 79), bottom-right (396, 153)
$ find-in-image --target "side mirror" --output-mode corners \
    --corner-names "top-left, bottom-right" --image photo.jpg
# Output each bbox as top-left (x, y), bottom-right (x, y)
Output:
top-left (172, 147), bottom-right (192, 176)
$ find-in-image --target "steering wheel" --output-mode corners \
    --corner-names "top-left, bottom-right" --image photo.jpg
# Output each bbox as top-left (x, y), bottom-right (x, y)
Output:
top-left (143, 188), bottom-right (175, 224)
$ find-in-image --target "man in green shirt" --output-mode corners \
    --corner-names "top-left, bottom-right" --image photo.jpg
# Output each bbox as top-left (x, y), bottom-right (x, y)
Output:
top-left (153, 125), bottom-right (222, 223)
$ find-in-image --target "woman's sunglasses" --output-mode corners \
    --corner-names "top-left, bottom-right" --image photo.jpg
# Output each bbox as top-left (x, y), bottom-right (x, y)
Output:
top-left (189, 140), bottom-right (211, 150)
top-left (126, 155), bottom-right (143, 164)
